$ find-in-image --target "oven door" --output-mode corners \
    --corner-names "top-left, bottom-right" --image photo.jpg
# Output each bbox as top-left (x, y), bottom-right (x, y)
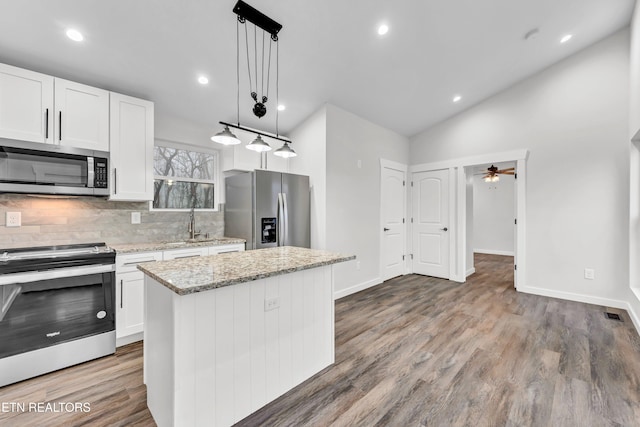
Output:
top-left (0, 264), bottom-right (115, 360)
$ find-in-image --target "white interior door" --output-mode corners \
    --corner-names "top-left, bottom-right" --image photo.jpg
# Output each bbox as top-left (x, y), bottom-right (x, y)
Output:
top-left (412, 169), bottom-right (450, 279)
top-left (381, 163), bottom-right (406, 280)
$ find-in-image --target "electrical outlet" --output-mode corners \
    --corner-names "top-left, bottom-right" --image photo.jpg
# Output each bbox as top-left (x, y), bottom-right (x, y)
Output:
top-left (357, 160), bottom-right (362, 169)
top-left (584, 268), bottom-right (595, 280)
top-left (5, 212), bottom-right (21, 228)
top-left (131, 212), bottom-right (141, 224)
top-left (356, 261), bottom-right (361, 271)
top-left (264, 297), bottom-right (280, 311)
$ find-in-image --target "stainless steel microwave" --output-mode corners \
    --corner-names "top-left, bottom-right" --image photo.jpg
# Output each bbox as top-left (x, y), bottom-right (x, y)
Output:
top-left (0, 139), bottom-right (109, 196)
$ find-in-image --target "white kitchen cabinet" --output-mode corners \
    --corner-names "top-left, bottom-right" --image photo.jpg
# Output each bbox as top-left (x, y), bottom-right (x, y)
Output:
top-left (208, 243), bottom-right (245, 255)
top-left (115, 244), bottom-right (244, 346)
top-left (109, 93), bottom-right (154, 201)
top-left (115, 251), bottom-right (163, 345)
top-left (163, 246), bottom-right (209, 260)
top-left (223, 144), bottom-right (289, 173)
top-left (0, 63), bottom-right (53, 144)
top-left (54, 78), bottom-right (109, 151)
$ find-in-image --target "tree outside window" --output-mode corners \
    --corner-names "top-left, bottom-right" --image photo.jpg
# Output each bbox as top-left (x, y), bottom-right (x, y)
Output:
top-left (153, 145), bottom-right (217, 210)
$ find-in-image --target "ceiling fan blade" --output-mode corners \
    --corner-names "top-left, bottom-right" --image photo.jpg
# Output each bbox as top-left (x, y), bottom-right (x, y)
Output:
top-left (496, 168), bottom-right (515, 173)
top-left (500, 171), bottom-right (515, 175)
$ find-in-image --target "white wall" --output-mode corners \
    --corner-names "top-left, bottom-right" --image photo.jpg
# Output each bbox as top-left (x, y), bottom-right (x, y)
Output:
top-left (290, 104), bottom-right (410, 298)
top-left (411, 29), bottom-right (631, 306)
top-left (325, 105), bottom-right (410, 296)
top-left (473, 174), bottom-right (515, 256)
top-left (628, 2), bottom-right (640, 328)
top-left (289, 106), bottom-right (328, 250)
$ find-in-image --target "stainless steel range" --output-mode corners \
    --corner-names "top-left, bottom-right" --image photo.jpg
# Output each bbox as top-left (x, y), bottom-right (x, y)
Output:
top-left (0, 242), bottom-right (116, 387)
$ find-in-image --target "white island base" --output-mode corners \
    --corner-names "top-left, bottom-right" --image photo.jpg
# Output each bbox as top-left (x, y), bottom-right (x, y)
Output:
top-left (144, 265), bottom-right (335, 427)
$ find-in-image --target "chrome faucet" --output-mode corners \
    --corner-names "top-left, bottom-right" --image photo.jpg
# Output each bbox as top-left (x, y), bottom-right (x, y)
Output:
top-left (188, 207), bottom-right (201, 240)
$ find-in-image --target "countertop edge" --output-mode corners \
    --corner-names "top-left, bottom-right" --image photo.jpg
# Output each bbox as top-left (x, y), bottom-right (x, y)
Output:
top-left (139, 253), bottom-right (356, 296)
top-left (110, 238), bottom-right (246, 254)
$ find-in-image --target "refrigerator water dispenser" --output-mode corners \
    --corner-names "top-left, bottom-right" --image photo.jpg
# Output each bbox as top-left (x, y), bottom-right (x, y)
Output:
top-left (261, 217), bottom-right (277, 243)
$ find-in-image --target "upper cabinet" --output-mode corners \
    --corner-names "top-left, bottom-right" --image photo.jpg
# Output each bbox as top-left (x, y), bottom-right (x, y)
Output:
top-left (0, 63), bottom-right (109, 151)
top-left (109, 93), bottom-right (154, 201)
top-left (222, 144), bottom-right (289, 173)
top-left (0, 63), bottom-right (53, 144)
top-left (0, 62), bottom-right (155, 202)
top-left (54, 79), bottom-right (109, 151)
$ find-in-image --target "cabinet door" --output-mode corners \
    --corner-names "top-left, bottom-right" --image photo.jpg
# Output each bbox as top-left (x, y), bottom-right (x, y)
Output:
top-left (109, 92), bottom-right (154, 201)
top-left (116, 271), bottom-right (145, 339)
top-left (54, 78), bottom-right (109, 151)
top-left (0, 63), bottom-right (53, 143)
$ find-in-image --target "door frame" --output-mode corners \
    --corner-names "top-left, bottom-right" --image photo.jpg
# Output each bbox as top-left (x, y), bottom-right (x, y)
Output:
top-left (379, 159), bottom-right (408, 280)
top-left (409, 149), bottom-right (529, 288)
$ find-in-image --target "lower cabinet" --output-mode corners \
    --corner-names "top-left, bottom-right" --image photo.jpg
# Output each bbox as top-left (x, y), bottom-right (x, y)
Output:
top-left (115, 243), bottom-right (245, 346)
top-left (116, 251), bottom-right (163, 346)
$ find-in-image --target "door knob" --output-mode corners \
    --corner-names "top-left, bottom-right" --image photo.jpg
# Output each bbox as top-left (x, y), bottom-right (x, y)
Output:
top-left (383, 228), bottom-right (390, 231)
top-left (441, 227), bottom-right (448, 231)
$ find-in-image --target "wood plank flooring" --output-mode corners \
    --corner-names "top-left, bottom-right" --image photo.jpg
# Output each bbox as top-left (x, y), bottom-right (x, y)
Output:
top-left (1, 254), bottom-right (639, 426)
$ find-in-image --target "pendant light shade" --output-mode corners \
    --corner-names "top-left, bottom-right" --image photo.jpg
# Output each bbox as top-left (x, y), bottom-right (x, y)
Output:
top-left (246, 135), bottom-right (271, 152)
top-left (211, 126), bottom-right (241, 145)
top-left (274, 141), bottom-right (297, 158)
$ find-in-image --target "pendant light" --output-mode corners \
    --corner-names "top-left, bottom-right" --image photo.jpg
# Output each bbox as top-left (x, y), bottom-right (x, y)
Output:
top-left (246, 135), bottom-right (271, 152)
top-left (211, 125), bottom-right (240, 145)
top-left (274, 141), bottom-right (296, 158)
top-left (212, 1), bottom-right (299, 158)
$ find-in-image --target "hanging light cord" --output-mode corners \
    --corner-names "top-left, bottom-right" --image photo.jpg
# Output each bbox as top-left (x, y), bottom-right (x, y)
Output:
top-left (244, 22), bottom-right (253, 98)
top-left (254, 24), bottom-right (258, 99)
top-left (236, 19), bottom-right (240, 125)
top-left (276, 39), bottom-right (279, 137)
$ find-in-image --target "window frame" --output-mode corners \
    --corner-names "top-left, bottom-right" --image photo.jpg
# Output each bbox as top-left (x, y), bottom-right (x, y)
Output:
top-left (149, 139), bottom-right (221, 212)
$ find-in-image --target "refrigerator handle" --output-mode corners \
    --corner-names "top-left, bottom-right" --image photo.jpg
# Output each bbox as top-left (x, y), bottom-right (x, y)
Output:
top-left (277, 192), bottom-right (284, 246)
top-left (282, 192), bottom-right (289, 246)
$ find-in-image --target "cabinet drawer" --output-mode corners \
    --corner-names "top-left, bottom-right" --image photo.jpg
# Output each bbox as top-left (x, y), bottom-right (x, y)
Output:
top-left (208, 243), bottom-right (245, 255)
top-left (116, 251), bottom-right (163, 273)
top-left (163, 247), bottom-right (208, 260)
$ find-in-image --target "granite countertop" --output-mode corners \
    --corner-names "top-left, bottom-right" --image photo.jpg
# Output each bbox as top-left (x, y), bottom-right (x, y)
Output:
top-left (110, 237), bottom-right (246, 254)
top-left (137, 246), bottom-right (355, 295)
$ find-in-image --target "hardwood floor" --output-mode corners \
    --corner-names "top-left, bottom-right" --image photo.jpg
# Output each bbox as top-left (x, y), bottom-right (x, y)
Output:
top-left (1, 253), bottom-right (639, 426)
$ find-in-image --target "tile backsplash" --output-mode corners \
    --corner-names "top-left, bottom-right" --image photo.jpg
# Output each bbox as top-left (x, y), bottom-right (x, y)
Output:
top-left (0, 194), bottom-right (224, 249)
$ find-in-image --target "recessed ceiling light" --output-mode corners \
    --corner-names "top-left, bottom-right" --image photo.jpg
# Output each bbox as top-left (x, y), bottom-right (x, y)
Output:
top-left (198, 76), bottom-right (209, 85)
top-left (66, 28), bottom-right (83, 42)
top-left (560, 34), bottom-right (573, 44)
top-left (377, 24), bottom-right (389, 36)
top-left (453, 95), bottom-right (462, 103)
top-left (277, 104), bottom-right (286, 111)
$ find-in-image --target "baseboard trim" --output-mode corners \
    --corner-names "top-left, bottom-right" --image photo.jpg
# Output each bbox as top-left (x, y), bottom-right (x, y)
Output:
top-left (519, 285), bottom-right (640, 336)
top-left (474, 249), bottom-right (515, 256)
top-left (466, 268), bottom-right (476, 277)
top-left (334, 277), bottom-right (382, 300)
top-left (519, 284), bottom-right (640, 336)
top-left (518, 285), bottom-right (629, 308)
top-left (116, 332), bottom-right (143, 347)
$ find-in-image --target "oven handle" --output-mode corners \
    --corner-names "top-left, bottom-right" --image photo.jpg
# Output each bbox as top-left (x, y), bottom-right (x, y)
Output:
top-left (0, 264), bottom-right (115, 286)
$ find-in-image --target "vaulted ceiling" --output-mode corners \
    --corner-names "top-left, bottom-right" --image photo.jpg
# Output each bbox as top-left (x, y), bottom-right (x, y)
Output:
top-left (0, 0), bottom-right (635, 141)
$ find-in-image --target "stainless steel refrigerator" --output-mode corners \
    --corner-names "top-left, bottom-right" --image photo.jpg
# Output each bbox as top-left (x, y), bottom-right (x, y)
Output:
top-left (225, 170), bottom-right (310, 249)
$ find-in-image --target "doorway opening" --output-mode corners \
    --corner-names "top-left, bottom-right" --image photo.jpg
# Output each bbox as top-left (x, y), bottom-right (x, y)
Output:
top-left (465, 162), bottom-right (517, 288)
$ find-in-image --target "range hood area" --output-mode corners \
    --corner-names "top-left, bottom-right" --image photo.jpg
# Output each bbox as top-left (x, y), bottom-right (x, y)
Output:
top-left (0, 139), bottom-right (110, 197)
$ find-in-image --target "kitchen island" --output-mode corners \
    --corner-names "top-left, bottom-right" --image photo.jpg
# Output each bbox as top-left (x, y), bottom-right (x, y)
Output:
top-left (138, 246), bottom-right (354, 427)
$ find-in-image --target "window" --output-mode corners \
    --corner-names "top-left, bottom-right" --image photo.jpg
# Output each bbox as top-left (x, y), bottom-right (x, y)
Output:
top-left (152, 143), bottom-right (218, 210)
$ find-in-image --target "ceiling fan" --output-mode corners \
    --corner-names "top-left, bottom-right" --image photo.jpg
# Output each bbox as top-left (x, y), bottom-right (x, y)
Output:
top-left (477, 165), bottom-right (515, 182)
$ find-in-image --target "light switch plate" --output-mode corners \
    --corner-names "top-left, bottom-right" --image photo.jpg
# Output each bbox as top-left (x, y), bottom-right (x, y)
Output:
top-left (131, 212), bottom-right (141, 224)
top-left (6, 212), bottom-right (21, 227)
top-left (584, 268), bottom-right (595, 280)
